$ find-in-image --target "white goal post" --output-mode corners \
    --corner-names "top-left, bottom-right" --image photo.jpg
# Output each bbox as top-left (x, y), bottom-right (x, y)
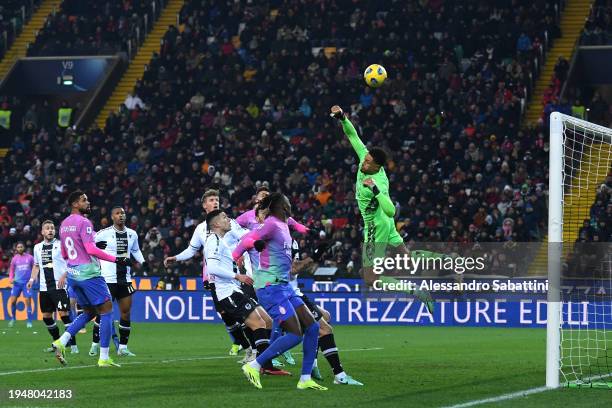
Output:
top-left (547, 112), bottom-right (612, 389)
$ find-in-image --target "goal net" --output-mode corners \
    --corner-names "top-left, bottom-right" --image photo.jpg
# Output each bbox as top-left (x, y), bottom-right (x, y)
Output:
top-left (547, 112), bottom-right (612, 388)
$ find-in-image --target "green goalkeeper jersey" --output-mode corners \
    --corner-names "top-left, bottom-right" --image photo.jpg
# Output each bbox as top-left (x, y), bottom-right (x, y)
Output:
top-left (341, 117), bottom-right (396, 223)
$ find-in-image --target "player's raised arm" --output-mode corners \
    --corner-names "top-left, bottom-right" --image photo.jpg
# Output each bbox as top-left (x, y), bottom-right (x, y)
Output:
top-left (165, 224), bottom-right (203, 266)
top-left (287, 217), bottom-right (308, 234)
top-left (232, 218), bottom-right (274, 261)
top-left (331, 105), bottom-right (367, 161)
top-left (79, 223), bottom-right (118, 263)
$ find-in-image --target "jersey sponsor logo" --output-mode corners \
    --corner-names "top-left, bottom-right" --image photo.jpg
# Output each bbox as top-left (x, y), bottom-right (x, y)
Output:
top-left (115, 231), bottom-right (129, 283)
top-left (41, 243), bottom-right (56, 290)
top-left (67, 267), bottom-right (80, 277)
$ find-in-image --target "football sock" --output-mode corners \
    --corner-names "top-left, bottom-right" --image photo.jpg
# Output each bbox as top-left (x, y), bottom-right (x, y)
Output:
top-left (319, 333), bottom-right (344, 375)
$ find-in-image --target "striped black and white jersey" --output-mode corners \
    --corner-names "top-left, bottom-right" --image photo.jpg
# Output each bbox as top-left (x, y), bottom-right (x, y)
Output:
top-left (95, 226), bottom-right (145, 284)
top-left (222, 227), bottom-right (253, 277)
top-left (33, 239), bottom-right (67, 292)
top-left (203, 233), bottom-right (242, 300)
top-left (175, 218), bottom-right (252, 280)
top-left (289, 239), bottom-right (303, 296)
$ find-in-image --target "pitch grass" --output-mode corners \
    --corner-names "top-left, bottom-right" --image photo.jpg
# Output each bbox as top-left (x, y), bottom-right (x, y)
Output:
top-left (0, 322), bottom-right (610, 408)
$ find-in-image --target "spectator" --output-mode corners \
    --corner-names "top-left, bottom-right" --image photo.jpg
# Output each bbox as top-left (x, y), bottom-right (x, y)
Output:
top-left (4, 0), bottom-right (609, 279)
top-left (517, 32), bottom-right (532, 54)
top-left (162, 268), bottom-right (181, 290)
top-left (124, 92), bottom-right (146, 111)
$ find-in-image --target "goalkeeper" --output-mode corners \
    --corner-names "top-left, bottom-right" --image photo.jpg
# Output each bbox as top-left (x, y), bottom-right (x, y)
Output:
top-left (331, 105), bottom-right (438, 312)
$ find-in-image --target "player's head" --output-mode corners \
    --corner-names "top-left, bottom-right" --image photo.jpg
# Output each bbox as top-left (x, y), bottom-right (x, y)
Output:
top-left (68, 190), bottom-right (91, 215)
top-left (259, 192), bottom-right (291, 220)
top-left (15, 241), bottom-right (25, 254)
top-left (111, 206), bottom-right (126, 228)
top-left (206, 209), bottom-right (230, 234)
top-left (201, 189), bottom-right (220, 213)
top-left (41, 220), bottom-right (55, 241)
top-left (362, 147), bottom-right (387, 174)
top-left (255, 205), bottom-right (269, 223)
top-left (254, 186), bottom-right (270, 208)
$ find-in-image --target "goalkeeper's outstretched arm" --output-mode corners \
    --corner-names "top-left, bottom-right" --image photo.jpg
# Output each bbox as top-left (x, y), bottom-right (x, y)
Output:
top-left (331, 105), bottom-right (367, 161)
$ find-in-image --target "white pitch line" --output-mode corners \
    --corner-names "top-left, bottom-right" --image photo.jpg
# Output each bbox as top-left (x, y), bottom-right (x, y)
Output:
top-left (0, 347), bottom-right (383, 377)
top-left (442, 372), bottom-right (612, 408)
top-left (440, 386), bottom-right (550, 408)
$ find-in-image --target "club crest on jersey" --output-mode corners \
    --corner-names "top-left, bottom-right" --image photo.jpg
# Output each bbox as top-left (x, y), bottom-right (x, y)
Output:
top-left (279, 305), bottom-right (286, 315)
top-left (245, 303), bottom-right (252, 310)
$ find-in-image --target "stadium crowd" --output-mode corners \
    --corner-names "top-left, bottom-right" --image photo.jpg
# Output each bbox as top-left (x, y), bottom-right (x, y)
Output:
top-left (581, 0), bottom-right (612, 45)
top-left (26, 0), bottom-right (164, 57)
top-left (1, 0), bottom-right (611, 280)
top-left (0, 0), bottom-right (41, 60)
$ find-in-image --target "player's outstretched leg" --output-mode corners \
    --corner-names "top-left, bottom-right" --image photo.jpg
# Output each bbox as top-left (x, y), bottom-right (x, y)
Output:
top-left (70, 299), bottom-right (87, 334)
top-left (245, 314), bottom-right (303, 387)
top-left (295, 305), bottom-right (327, 391)
top-left (267, 320), bottom-right (288, 367)
top-left (317, 317), bottom-right (363, 386)
top-left (257, 313), bottom-right (291, 376)
top-left (90, 315), bottom-right (100, 356)
top-left (98, 310), bottom-right (120, 367)
top-left (60, 314), bottom-right (79, 354)
top-left (241, 307), bottom-right (281, 388)
top-left (240, 306), bottom-right (291, 376)
top-left (52, 309), bottom-right (96, 365)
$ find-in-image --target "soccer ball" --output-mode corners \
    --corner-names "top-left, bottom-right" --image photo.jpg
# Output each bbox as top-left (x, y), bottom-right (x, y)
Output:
top-left (363, 64), bottom-right (387, 88)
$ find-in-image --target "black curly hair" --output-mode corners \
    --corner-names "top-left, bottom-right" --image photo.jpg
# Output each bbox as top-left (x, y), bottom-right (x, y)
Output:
top-left (67, 190), bottom-right (85, 206)
top-left (258, 192), bottom-right (289, 219)
top-left (369, 147), bottom-right (388, 166)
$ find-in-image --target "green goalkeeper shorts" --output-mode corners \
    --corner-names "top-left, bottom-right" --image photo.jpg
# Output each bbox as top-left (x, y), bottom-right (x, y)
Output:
top-left (362, 216), bottom-right (404, 267)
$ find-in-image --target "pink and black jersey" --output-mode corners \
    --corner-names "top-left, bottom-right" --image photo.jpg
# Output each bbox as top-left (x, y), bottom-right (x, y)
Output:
top-left (59, 214), bottom-right (102, 280)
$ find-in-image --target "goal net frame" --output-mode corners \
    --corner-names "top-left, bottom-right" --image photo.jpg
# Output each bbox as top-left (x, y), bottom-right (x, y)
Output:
top-left (547, 111), bottom-right (612, 389)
